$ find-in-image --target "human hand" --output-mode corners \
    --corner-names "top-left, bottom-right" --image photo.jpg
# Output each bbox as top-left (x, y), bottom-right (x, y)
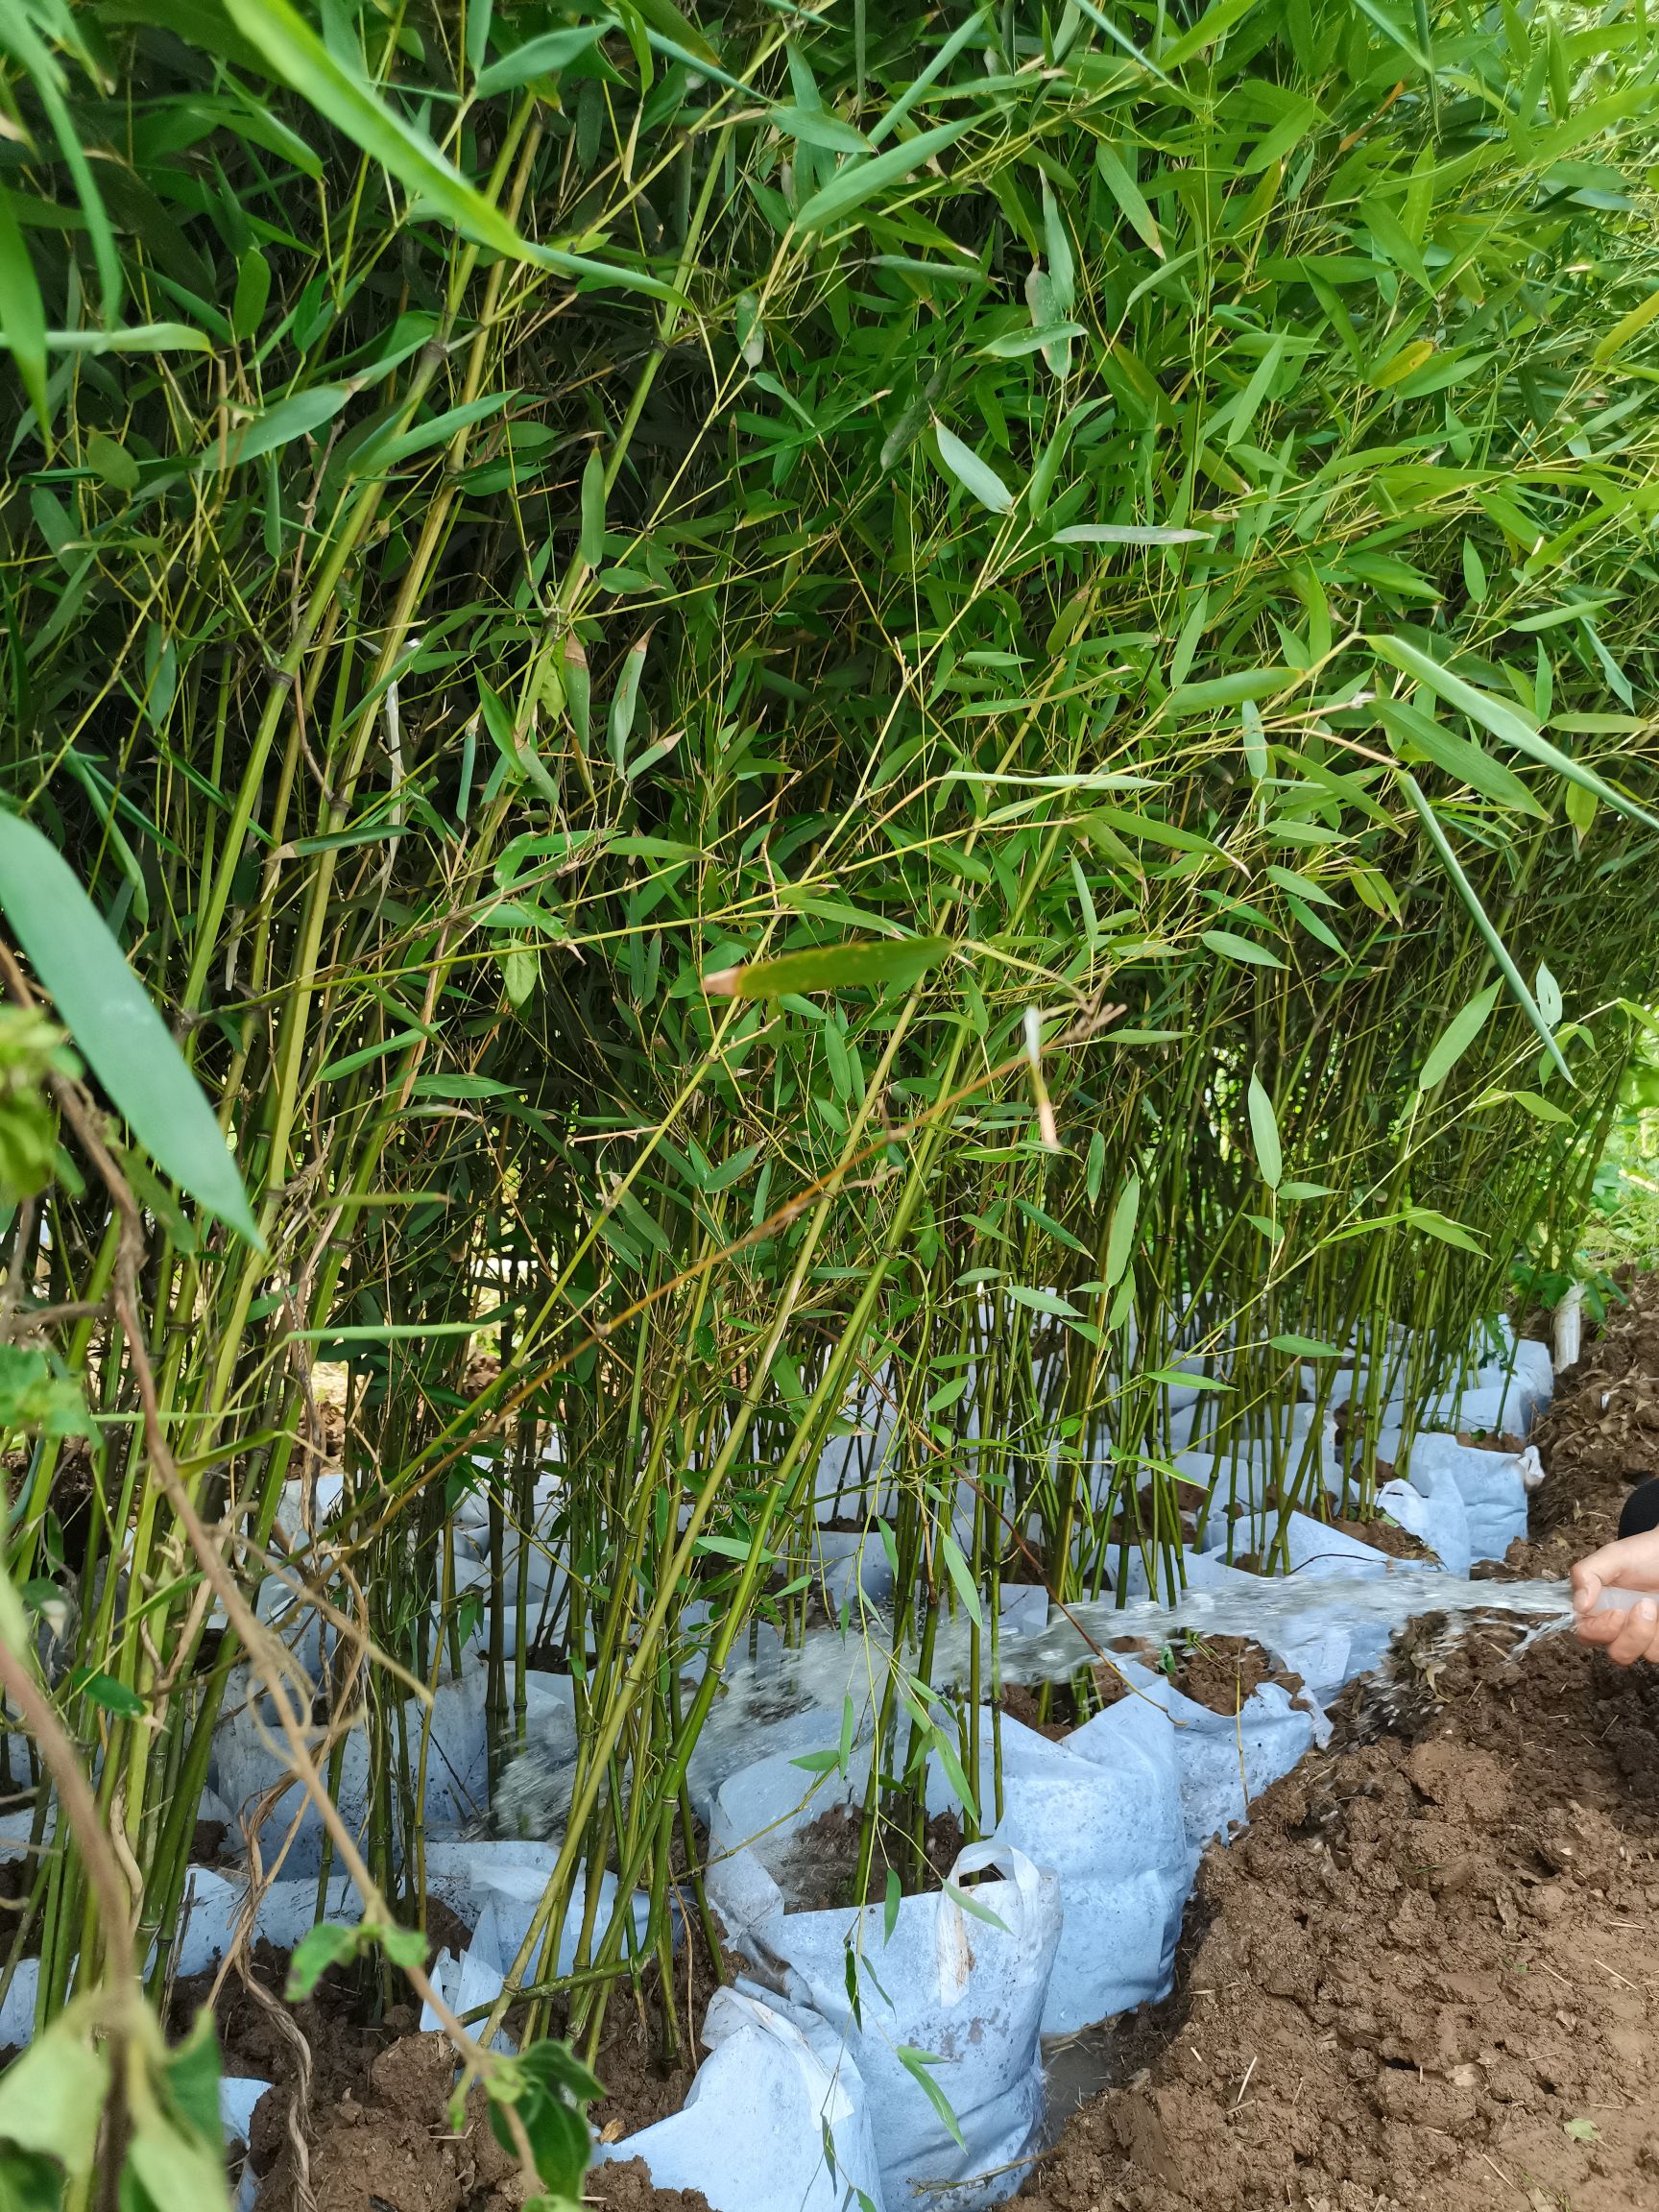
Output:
top-left (1571, 1528), bottom-right (1659, 1665)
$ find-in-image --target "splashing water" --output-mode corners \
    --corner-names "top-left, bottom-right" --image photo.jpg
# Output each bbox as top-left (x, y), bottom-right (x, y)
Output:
top-left (493, 1571), bottom-right (1583, 1839)
top-left (995, 1569), bottom-right (1577, 1687)
top-left (703, 1569), bottom-right (1579, 1743)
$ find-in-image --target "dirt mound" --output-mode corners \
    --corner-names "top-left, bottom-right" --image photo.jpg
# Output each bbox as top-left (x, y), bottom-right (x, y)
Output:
top-left (1024, 1288), bottom-right (1659, 2212)
top-left (1024, 1620), bottom-right (1659, 2212)
top-left (252, 2033), bottom-right (512, 2212)
top-left (1531, 1273), bottom-right (1659, 1511)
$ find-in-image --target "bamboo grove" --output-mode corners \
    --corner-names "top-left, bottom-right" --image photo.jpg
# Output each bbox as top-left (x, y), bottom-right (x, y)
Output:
top-left (0, 0), bottom-right (1658, 2107)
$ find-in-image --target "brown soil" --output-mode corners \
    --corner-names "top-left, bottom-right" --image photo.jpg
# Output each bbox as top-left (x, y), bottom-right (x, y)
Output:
top-left (1164, 1636), bottom-right (1307, 1718)
top-left (1003, 1681), bottom-right (1083, 1741)
top-left (586, 2161), bottom-right (714, 2210)
top-left (1456, 1430), bottom-right (1527, 1455)
top-left (179, 1915), bottom-right (724, 2212)
top-left (1023, 1281), bottom-right (1659, 2212)
top-left (781, 1802), bottom-right (967, 1912)
top-left (1325, 1512), bottom-right (1436, 1563)
top-left (1088, 1637), bottom-right (1308, 1721)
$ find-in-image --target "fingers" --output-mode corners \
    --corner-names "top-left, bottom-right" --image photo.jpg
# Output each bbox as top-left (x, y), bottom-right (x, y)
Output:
top-left (1571, 1527), bottom-right (1659, 1600)
top-left (1570, 1562), bottom-right (1602, 1614)
top-left (1575, 1595), bottom-right (1659, 1667)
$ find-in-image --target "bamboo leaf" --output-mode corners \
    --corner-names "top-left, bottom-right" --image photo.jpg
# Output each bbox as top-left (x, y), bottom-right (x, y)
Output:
top-left (1201, 928), bottom-right (1286, 970)
top-left (1373, 632), bottom-right (1659, 833)
top-left (1377, 698), bottom-right (1547, 819)
top-left (1593, 286), bottom-right (1659, 363)
top-left (931, 421), bottom-right (1012, 514)
top-left (214, 385), bottom-right (349, 466)
top-left (0, 812), bottom-right (260, 1242)
top-left (704, 938), bottom-right (951, 998)
top-left (40, 322), bottom-right (210, 354)
top-left (0, 185), bottom-right (48, 431)
top-left (794, 120), bottom-right (973, 234)
top-left (939, 1528), bottom-right (984, 1628)
top-left (1400, 774), bottom-right (1573, 1085)
top-left (580, 449), bottom-right (607, 569)
top-left (1094, 144), bottom-right (1162, 254)
top-left (772, 105), bottom-right (872, 153)
top-left (608, 629), bottom-right (652, 770)
top-left (1246, 1071), bottom-right (1282, 1189)
top-left (1104, 1172), bottom-right (1141, 1287)
top-left (1406, 1206), bottom-right (1486, 1255)
top-left (1005, 1286), bottom-right (1082, 1319)
top-left (1083, 804), bottom-right (1226, 859)
top-left (1052, 524), bottom-right (1209, 546)
top-left (1418, 981), bottom-right (1501, 1091)
top-left (222, 0), bottom-right (676, 298)
top-left (474, 21), bottom-right (612, 94)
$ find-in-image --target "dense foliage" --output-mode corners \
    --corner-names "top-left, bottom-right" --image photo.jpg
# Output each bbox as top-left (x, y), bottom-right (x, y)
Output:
top-left (2, 0), bottom-right (1659, 2184)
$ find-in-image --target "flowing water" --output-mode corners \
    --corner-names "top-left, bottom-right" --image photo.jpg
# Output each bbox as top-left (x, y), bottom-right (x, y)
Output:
top-left (707, 1570), bottom-right (1578, 1739)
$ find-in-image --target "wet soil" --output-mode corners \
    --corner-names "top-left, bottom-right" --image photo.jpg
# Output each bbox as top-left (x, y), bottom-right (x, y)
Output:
top-left (781, 1802), bottom-right (967, 1912)
top-left (1022, 1282), bottom-right (1659, 2212)
top-left (1089, 1636), bottom-right (1307, 1721)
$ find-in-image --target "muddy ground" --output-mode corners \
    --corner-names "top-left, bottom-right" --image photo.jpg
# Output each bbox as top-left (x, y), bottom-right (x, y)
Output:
top-left (1022, 1279), bottom-right (1659, 2212)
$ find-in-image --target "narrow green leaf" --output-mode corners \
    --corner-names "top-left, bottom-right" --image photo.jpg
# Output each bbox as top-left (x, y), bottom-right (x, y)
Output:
top-left (608, 630), bottom-right (651, 770)
top-left (222, 0), bottom-right (675, 299)
top-left (705, 937), bottom-right (951, 998)
top-left (1374, 632), bottom-right (1659, 834)
top-left (1053, 522), bottom-right (1208, 546)
top-left (68, 1668), bottom-right (145, 1718)
top-left (474, 20), bottom-right (611, 93)
top-left (1005, 1286), bottom-right (1082, 1320)
top-left (1418, 981), bottom-right (1501, 1091)
top-left (1201, 928), bottom-right (1286, 970)
top-left (1508, 1090), bottom-right (1574, 1126)
top-left (1594, 287), bottom-right (1659, 364)
top-left (1399, 774), bottom-right (1572, 1085)
top-left (230, 247), bottom-right (271, 339)
top-left (1407, 1206), bottom-right (1486, 1256)
top-left (1104, 1172), bottom-right (1141, 1286)
top-left (772, 105), bottom-right (871, 153)
top-left (897, 2047), bottom-right (966, 2150)
top-left (1246, 1071), bottom-right (1282, 1189)
top-left (1094, 144), bottom-right (1161, 254)
top-left (1083, 804), bottom-right (1224, 859)
top-left (215, 385), bottom-right (349, 467)
top-left (938, 1529), bottom-right (984, 1628)
top-left (1160, 0), bottom-right (1262, 67)
top-left (0, 812), bottom-right (260, 1241)
top-left (932, 421), bottom-right (1012, 514)
top-left (0, 185), bottom-right (49, 430)
top-left (579, 449), bottom-right (607, 570)
top-left (1269, 1334), bottom-right (1342, 1356)
top-left (40, 321), bottom-right (209, 354)
top-left (794, 120), bottom-right (973, 233)
top-left (1377, 698), bottom-right (1547, 819)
